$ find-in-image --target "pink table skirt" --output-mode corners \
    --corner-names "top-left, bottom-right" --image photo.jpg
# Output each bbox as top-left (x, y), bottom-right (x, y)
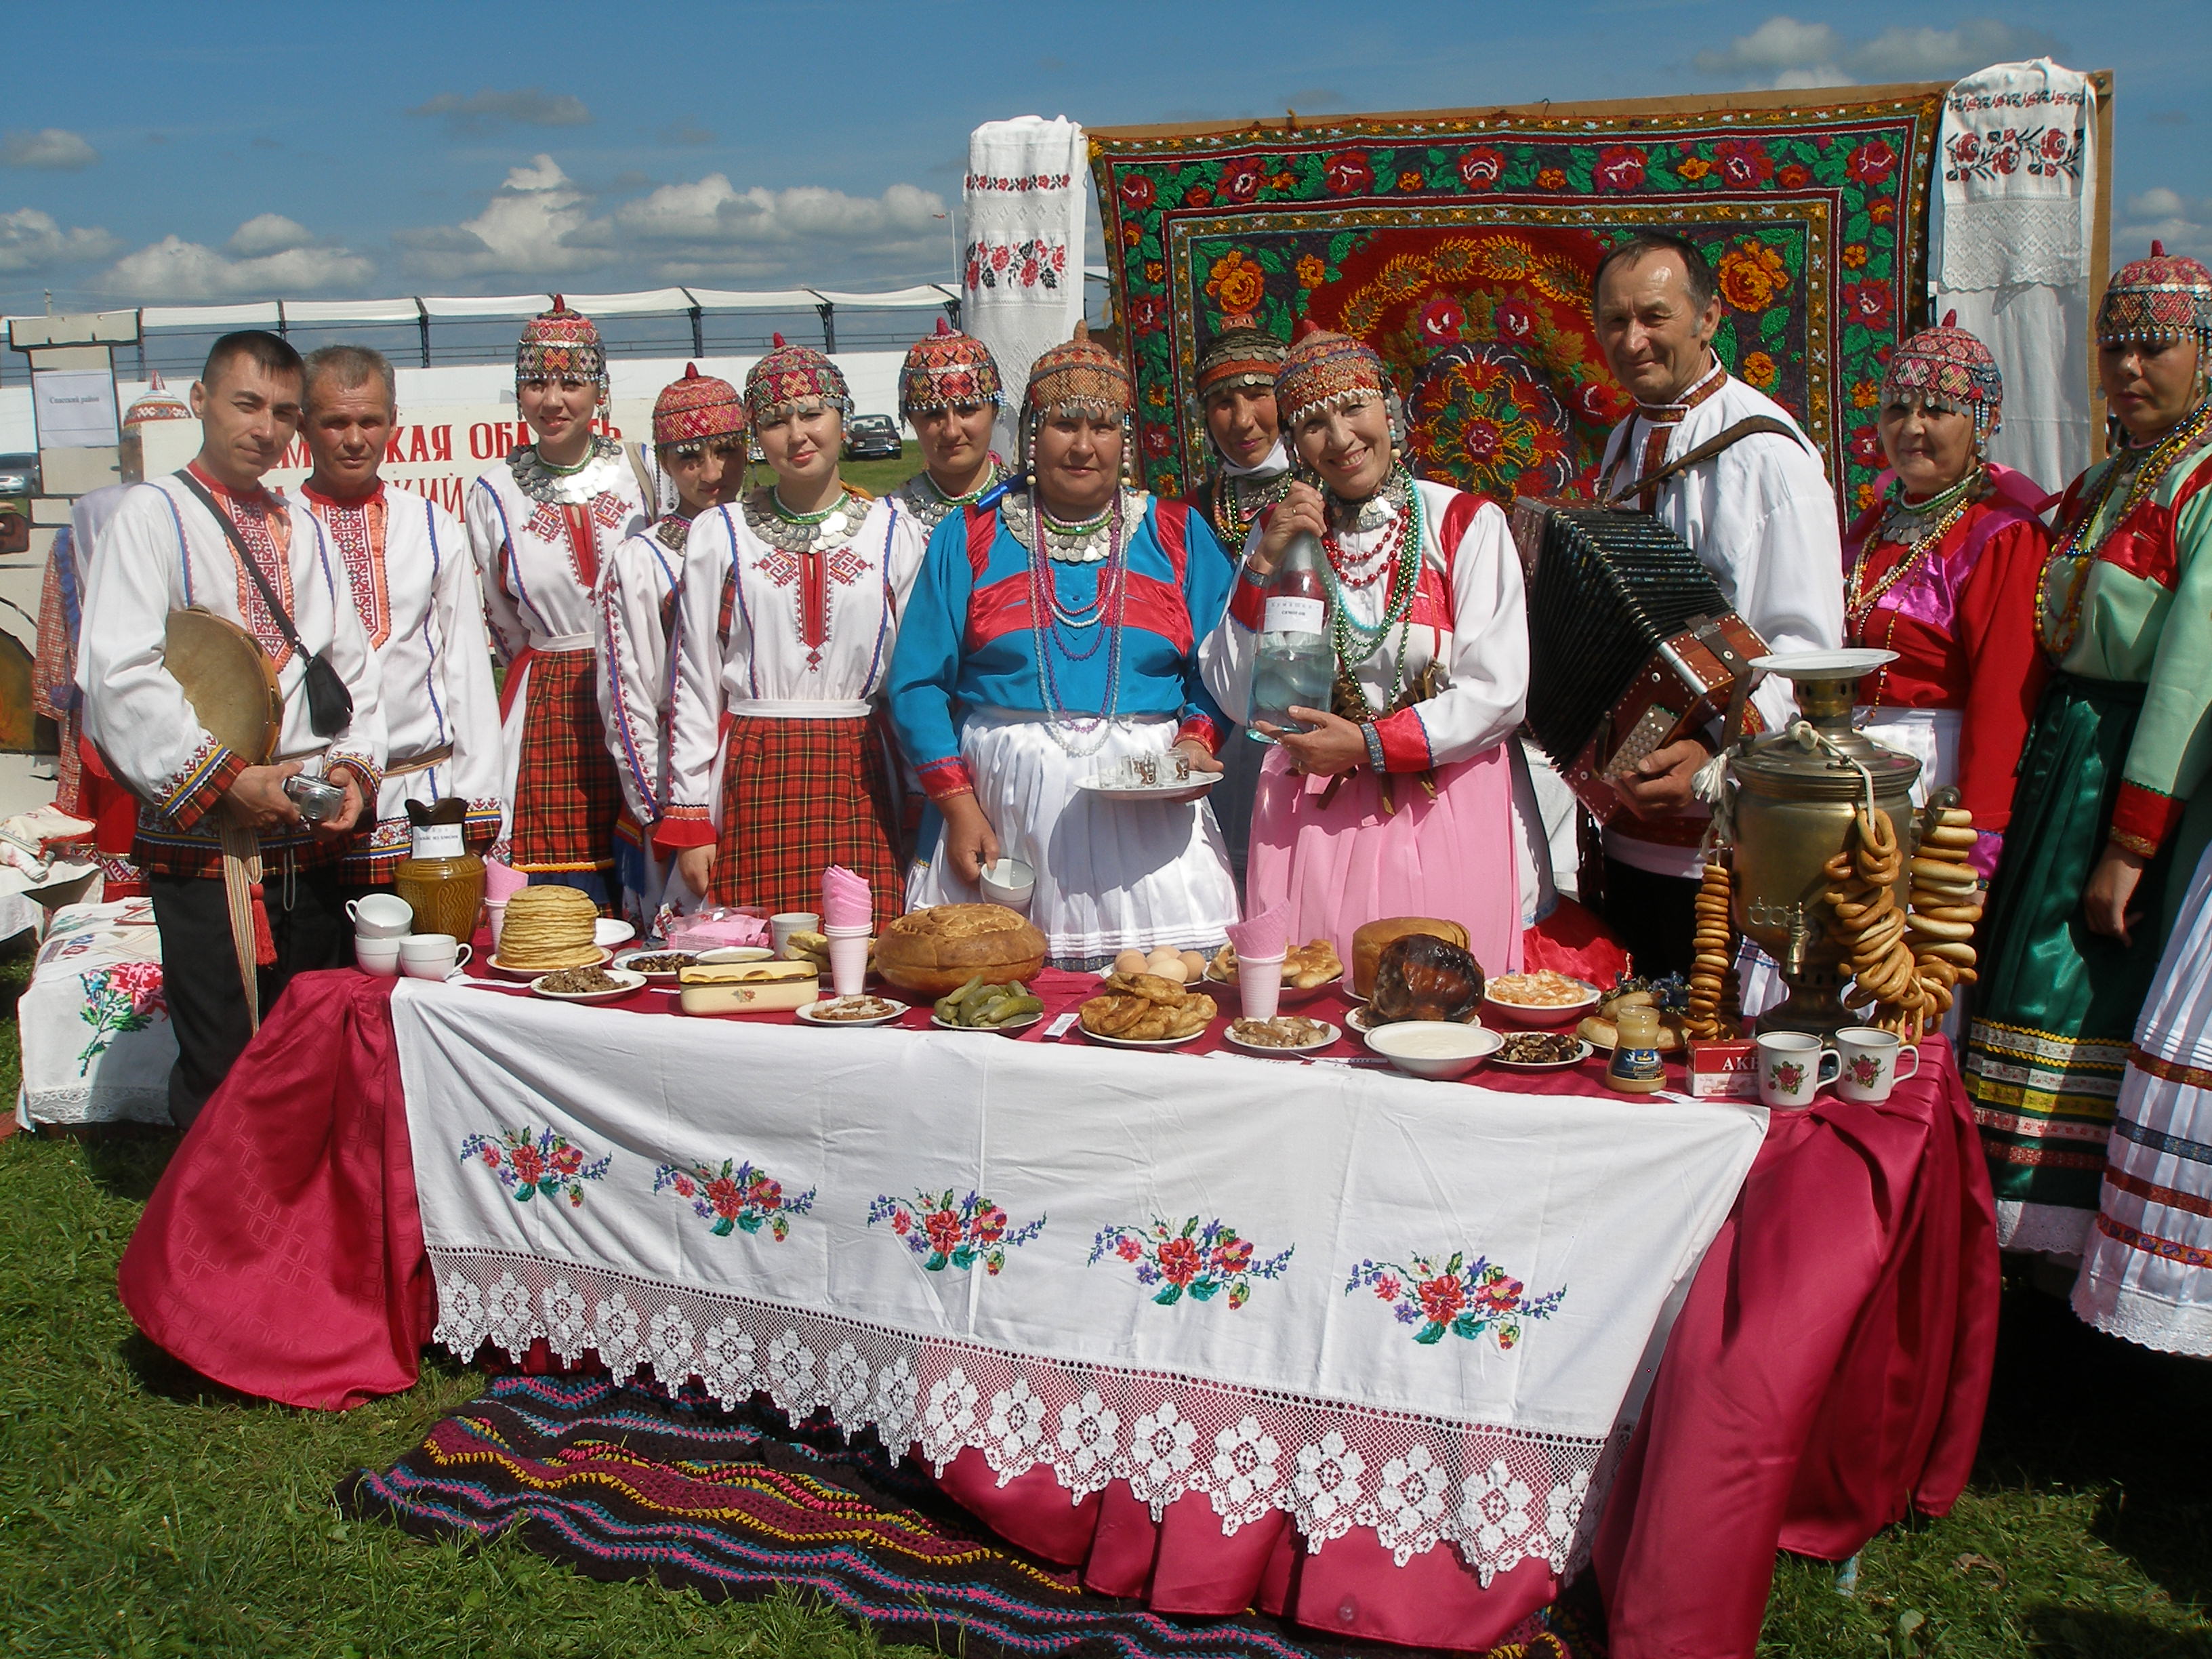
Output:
top-left (118, 970), bottom-right (1997, 1658)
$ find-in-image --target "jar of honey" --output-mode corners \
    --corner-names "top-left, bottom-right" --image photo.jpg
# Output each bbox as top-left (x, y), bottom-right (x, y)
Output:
top-left (1606, 1003), bottom-right (1667, 1094)
top-left (394, 814), bottom-right (485, 944)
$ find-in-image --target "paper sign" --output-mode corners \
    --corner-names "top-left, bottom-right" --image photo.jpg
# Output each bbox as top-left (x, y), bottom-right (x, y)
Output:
top-left (33, 369), bottom-right (120, 449)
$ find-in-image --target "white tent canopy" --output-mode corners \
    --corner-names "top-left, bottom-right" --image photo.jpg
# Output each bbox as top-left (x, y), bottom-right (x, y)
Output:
top-left (108, 285), bottom-right (958, 332)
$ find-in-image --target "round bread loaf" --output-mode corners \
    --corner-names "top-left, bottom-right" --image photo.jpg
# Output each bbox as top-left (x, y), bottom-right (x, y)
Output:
top-left (1351, 916), bottom-right (1470, 997)
top-left (876, 903), bottom-right (1048, 997)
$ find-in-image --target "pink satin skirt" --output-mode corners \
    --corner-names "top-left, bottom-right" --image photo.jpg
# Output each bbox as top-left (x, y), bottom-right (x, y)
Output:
top-left (1245, 739), bottom-right (1525, 979)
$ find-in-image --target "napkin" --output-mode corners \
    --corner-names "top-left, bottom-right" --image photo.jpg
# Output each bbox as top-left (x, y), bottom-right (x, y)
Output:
top-left (821, 865), bottom-right (872, 930)
top-left (483, 860), bottom-right (529, 902)
top-left (1226, 900), bottom-right (1288, 961)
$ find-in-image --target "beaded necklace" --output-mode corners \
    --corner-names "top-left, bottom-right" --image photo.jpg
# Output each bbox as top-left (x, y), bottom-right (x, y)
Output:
top-left (1320, 468), bottom-right (1423, 714)
top-left (1025, 492), bottom-right (1131, 754)
top-left (902, 458), bottom-right (1005, 531)
top-left (2036, 396), bottom-right (2212, 658)
top-left (1846, 465), bottom-right (1985, 629)
top-left (1210, 468), bottom-right (1291, 552)
top-left (743, 487), bottom-right (863, 555)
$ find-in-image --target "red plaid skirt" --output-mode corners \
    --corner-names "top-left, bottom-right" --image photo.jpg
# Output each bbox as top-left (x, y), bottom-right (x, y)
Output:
top-left (511, 649), bottom-right (624, 873)
top-left (711, 716), bottom-right (903, 930)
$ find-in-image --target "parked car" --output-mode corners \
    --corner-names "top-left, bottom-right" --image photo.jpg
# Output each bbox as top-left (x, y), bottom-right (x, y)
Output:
top-left (842, 414), bottom-right (902, 461)
top-left (0, 454), bottom-right (37, 499)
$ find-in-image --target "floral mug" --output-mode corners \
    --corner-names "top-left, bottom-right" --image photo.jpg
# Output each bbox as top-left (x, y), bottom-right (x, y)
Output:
top-left (1755, 1031), bottom-right (1839, 1109)
top-left (1835, 1026), bottom-right (1921, 1103)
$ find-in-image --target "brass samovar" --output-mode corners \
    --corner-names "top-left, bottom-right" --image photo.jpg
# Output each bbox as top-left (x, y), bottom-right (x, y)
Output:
top-left (1727, 651), bottom-right (1920, 1036)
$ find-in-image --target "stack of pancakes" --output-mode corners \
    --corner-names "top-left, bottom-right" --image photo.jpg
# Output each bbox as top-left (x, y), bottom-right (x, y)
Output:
top-left (497, 887), bottom-right (602, 971)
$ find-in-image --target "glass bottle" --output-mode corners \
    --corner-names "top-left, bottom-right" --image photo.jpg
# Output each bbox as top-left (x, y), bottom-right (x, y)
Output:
top-left (1247, 530), bottom-right (1334, 741)
top-left (1606, 1003), bottom-right (1668, 1094)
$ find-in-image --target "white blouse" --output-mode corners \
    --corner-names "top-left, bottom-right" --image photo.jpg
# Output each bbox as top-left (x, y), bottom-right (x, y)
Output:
top-left (465, 445), bottom-right (649, 658)
top-left (663, 493), bottom-right (924, 823)
top-left (597, 516), bottom-right (688, 826)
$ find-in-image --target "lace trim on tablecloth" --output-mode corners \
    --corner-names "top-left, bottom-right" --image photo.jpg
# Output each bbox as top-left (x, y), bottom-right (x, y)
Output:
top-left (429, 1244), bottom-right (1618, 1582)
top-left (21, 1084), bottom-right (171, 1124)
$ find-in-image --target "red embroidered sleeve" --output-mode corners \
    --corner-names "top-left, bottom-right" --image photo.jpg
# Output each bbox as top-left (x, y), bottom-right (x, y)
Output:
top-left (1370, 706), bottom-right (1435, 773)
top-left (2110, 781), bottom-right (2184, 858)
top-left (161, 741), bottom-right (246, 832)
top-left (1174, 715), bottom-right (1223, 755)
top-left (650, 803), bottom-right (716, 850)
top-left (917, 756), bottom-right (976, 802)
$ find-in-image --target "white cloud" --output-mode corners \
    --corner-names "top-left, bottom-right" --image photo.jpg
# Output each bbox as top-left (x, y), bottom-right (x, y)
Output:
top-left (1694, 15), bottom-right (2063, 89)
top-left (2119, 190), bottom-right (2212, 264)
top-left (0, 207), bottom-right (119, 271)
top-left (394, 154), bottom-right (614, 280)
top-left (102, 218), bottom-right (373, 300)
top-left (407, 88), bottom-right (590, 134)
top-left (227, 213), bottom-right (314, 258)
top-left (1, 127), bottom-right (98, 170)
top-left (615, 175), bottom-right (945, 255)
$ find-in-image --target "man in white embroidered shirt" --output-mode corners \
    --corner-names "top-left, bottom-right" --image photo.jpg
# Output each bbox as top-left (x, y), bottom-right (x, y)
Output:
top-left (77, 331), bottom-right (386, 1126)
top-left (1587, 233), bottom-right (1844, 977)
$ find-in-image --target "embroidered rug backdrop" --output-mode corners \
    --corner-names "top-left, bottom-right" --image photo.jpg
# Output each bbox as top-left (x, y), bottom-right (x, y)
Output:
top-left (1090, 87), bottom-right (1947, 516)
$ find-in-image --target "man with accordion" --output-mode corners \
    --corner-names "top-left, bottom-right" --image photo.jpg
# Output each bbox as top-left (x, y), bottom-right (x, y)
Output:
top-left (1582, 232), bottom-right (1844, 975)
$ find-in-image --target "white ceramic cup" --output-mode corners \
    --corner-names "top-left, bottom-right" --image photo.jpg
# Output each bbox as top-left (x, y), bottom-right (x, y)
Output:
top-left (771, 912), bottom-right (819, 958)
top-left (1238, 954), bottom-right (1286, 1022)
top-left (399, 933), bottom-right (471, 981)
top-left (1755, 1031), bottom-right (1840, 1109)
top-left (979, 857), bottom-right (1036, 913)
top-left (823, 925), bottom-right (871, 997)
top-left (485, 899), bottom-right (507, 953)
top-left (355, 936), bottom-right (403, 977)
top-left (1835, 1026), bottom-right (1921, 1103)
top-left (346, 893), bottom-right (413, 939)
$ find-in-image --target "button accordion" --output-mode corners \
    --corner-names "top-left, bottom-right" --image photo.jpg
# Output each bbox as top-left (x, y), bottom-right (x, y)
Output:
top-left (1511, 499), bottom-right (1767, 821)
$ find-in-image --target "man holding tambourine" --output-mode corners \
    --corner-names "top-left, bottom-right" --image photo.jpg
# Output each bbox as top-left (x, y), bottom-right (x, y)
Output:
top-left (78, 329), bottom-right (386, 1128)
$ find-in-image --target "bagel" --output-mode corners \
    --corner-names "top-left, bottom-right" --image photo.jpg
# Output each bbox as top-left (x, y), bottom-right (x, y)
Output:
top-left (1908, 913), bottom-right (1978, 941)
top-left (1921, 825), bottom-right (1979, 850)
top-left (1910, 856), bottom-right (1978, 886)
top-left (1919, 939), bottom-right (1978, 964)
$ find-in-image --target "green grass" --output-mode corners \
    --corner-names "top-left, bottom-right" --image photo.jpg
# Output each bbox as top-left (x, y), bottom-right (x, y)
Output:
top-left (1, 934), bottom-right (2206, 1656)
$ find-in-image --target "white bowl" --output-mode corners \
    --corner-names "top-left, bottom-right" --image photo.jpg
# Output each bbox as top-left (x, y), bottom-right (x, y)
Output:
top-left (1364, 1019), bottom-right (1504, 1080)
top-left (979, 857), bottom-right (1036, 912)
top-left (1481, 979), bottom-right (1601, 1029)
top-left (695, 945), bottom-right (775, 965)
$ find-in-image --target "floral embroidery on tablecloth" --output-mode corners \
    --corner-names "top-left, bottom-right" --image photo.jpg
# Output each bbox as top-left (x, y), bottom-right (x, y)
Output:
top-left (867, 1189), bottom-right (1046, 1273)
top-left (1346, 1251), bottom-right (1566, 1349)
top-left (75, 962), bottom-right (166, 1074)
top-left (652, 1158), bottom-right (815, 1238)
top-left (1088, 1216), bottom-right (1292, 1308)
top-left (459, 1127), bottom-right (611, 1207)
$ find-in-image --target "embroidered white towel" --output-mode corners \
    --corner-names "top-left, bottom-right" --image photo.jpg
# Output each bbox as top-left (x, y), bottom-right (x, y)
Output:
top-left (962, 117), bottom-right (1087, 456)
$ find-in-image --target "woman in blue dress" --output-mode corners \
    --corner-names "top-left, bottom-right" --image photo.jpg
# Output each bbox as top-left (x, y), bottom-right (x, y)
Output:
top-left (888, 325), bottom-right (1241, 967)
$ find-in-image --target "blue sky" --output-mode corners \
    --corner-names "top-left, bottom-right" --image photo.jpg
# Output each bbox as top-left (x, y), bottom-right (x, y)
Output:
top-left (1, 0), bottom-right (2203, 312)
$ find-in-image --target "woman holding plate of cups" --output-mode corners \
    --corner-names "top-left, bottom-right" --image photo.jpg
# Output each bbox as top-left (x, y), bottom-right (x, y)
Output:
top-left (887, 325), bottom-right (1241, 968)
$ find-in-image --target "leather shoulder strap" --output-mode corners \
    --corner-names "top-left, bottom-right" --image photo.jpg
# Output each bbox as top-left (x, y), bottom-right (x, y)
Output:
top-left (172, 470), bottom-right (307, 658)
top-left (1601, 416), bottom-right (1808, 508)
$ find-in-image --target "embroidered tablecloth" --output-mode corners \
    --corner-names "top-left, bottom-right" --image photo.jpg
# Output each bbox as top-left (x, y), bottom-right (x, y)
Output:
top-left (18, 897), bottom-right (174, 1127)
top-left (399, 976), bottom-right (1763, 1587)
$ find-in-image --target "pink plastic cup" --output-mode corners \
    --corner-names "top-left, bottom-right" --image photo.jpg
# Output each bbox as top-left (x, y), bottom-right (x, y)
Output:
top-left (1238, 954), bottom-right (1286, 1021)
top-left (823, 922), bottom-right (871, 997)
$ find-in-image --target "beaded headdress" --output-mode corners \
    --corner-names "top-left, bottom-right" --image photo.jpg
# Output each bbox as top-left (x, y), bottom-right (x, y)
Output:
top-left (745, 333), bottom-right (852, 426)
top-left (899, 317), bottom-right (1003, 419)
top-left (514, 295), bottom-right (607, 396)
top-left (653, 363), bottom-right (746, 449)
top-left (1881, 311), bottom-right (2004, 439)
top-left (1195, 325), bottom-right (1286, 403)
top-left (2097, 241), bottom-right (2212, 346)
top-left (124, 373), bottom-right (192, 428)
top-left (1275, 321), bottom-right (1389, 430)
top-left (1023, 322), bottom-right (1132, 421)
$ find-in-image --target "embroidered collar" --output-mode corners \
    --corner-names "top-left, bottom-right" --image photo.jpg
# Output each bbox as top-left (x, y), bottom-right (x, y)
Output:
top-left (1635, 356), bottom-right (1727, 425)
top-left (897, 456), bottom-right (1008, 531)
top-left (185, 459), bottom-right (281, 510)
top-left (300, 479), bottom-right (385, 511)
top-left (508, 436), bottom-right (627, 508)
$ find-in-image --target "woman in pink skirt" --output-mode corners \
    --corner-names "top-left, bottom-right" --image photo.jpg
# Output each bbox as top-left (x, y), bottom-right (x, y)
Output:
top-left (1200, 325), bottom-right (1549, 975)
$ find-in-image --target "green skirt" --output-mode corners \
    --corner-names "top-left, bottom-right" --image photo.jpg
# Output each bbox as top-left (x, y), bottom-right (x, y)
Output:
top-left (1965, 672), bottom-right (2207, 1250)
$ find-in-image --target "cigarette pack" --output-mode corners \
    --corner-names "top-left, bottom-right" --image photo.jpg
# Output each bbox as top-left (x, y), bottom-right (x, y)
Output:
top-left (1688, 1040), bottom-right (1759, 1099)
